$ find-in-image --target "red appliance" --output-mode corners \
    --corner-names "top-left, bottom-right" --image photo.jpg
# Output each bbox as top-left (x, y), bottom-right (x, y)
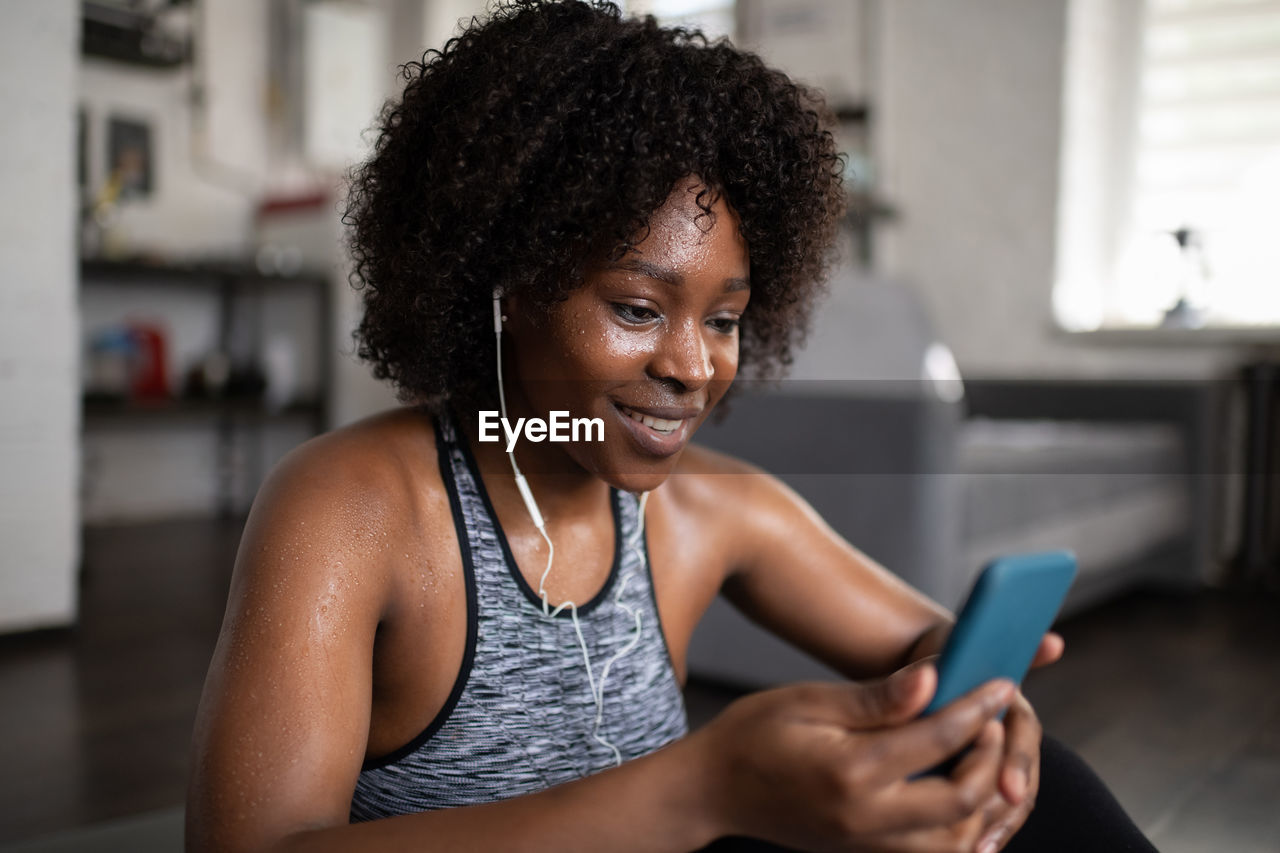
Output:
top-left (129, 322), bottom-right (169, 399)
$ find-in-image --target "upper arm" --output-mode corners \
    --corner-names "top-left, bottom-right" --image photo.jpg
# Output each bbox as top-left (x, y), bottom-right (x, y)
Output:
top-left (185, 439), bottom-right (401, 852)
top-left (689, 446), bottom-right (952, 680)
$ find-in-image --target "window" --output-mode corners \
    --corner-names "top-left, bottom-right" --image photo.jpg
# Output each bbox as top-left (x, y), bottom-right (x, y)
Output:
top-left (620, 0), bottom-right (736, 41)
top-left (1055, 0), bottom-right (1280, 330)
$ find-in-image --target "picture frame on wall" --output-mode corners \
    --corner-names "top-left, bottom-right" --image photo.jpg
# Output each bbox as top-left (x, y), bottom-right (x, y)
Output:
top-left (106, 115), bottom-right (154, 199)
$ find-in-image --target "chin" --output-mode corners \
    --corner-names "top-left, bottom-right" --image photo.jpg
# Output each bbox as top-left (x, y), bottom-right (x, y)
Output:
top-left (603, 461), bottom-right (679, 496)
top-left (586, 404), bottom-right (697, 492)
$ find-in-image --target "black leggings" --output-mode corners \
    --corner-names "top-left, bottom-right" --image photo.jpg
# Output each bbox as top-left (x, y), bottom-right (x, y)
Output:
top-left (697, 735), bottom-right (1159, 852)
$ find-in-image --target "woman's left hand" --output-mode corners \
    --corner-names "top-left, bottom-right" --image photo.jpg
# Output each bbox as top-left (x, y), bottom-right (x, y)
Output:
top-left (974, 632), bottom-right (1064, 852)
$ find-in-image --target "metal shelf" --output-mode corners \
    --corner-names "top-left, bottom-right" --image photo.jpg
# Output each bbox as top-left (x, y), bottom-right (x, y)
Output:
top-left (82, 396), bottom-right (326, 422)
top-left (80, 257), bottom-right (333, 519)
top-left (79, 257), bottom-right (329, 290)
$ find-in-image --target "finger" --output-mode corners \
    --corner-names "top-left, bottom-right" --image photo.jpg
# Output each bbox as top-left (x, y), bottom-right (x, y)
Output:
top-left (981, 701), bottom-right (1043, 852)
top-left (977, 796), bottom-right (1034, 853)
top-left (1027, 719), bottom-right (1042, 803)
top-left (861, 814), bottom-right (988, 853)
top-left (977, 791), bottom-right (1013, 836)
top-left (860, 720), bottom-right (1005, 833)
top-left (1022, 711), bottom-right (1042, 811)
top-left (796, 660), bottom-right (939, 729)
top-left (955, 726), bottom-right (1012, 853)
top-left (998, 693), bottom-right (1041, 806)
top-left (1029, 632), bottom-right (1064, 669)
top-left (871, 658), bottom-right (940, 723)
top-left (949, 717), bottom-right (1006, 817)
top-left (976, 815), bottom-right (1019, 853)
top-left (852, 678), bottom-right (1015, 787)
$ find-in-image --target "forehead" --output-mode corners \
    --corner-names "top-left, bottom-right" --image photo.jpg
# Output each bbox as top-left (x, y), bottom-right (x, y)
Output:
top-left (630, 178), bottom-right (749, 275)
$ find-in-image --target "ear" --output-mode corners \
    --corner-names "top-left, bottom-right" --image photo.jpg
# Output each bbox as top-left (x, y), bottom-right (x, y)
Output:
top-left (491, 288), bottom-right (506, 332)
top-left (499, 289), bottom-right (534, 329)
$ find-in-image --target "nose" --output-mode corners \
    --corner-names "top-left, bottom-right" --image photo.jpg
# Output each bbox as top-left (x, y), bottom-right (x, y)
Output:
top-left (648, 316), bottom-right (713, 392)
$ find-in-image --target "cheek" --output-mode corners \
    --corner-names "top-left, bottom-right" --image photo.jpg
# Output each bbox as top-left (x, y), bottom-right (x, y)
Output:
top-left (553, 307), bottom-right (594, 359)
top-left (520, 306), bottom-right (648, 390)
top-left (714, 336), bottom-right (741, 377)
top-left (520, 306), bottom-right (602, 377)
top-left (595, 328), bottom-right (654, 371)
top-left (706, 338), bottom-right (740, 402)
top-left (562, 315), bottom-right (652, 378)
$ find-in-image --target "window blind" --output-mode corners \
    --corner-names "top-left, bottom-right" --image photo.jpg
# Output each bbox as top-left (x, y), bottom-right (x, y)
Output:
top-left (621, 0), bottom-right (736, 41)
top-left (1120, 0), bottom-right (1280, 325)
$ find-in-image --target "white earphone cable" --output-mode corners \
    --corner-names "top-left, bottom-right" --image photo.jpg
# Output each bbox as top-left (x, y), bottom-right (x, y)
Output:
top-left (493, 290), bottom-right (646, 767)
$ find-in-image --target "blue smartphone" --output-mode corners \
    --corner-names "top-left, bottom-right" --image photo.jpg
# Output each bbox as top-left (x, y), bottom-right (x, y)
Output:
top-left (922, 550), bottom-right (1077, 718)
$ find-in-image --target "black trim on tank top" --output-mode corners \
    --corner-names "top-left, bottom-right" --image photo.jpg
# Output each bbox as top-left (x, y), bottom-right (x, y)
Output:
top-left (359, 410), bottom-right (479, 772)
top-left (450, 408), bottom-right (623, 617)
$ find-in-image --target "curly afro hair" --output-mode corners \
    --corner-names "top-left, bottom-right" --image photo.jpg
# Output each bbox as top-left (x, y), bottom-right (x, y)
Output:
top-left (345, 0), bottom-right (846, 410)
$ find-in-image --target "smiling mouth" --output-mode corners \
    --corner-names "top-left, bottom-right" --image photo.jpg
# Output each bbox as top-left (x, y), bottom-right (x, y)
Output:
top-left (617, 405), bottom-right (684, 434)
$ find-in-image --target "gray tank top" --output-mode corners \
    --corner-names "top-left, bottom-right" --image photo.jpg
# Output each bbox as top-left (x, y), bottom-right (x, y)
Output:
top-left (349, 408), bottom-right (689, 821)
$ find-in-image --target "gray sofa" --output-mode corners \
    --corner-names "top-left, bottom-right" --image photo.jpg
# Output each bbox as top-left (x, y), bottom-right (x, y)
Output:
top-left (685, 271), bottom-right (1211, 688)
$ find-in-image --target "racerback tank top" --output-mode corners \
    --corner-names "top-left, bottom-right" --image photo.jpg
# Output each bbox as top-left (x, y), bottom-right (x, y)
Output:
top-left (349, 407), bottom-right (689, 821)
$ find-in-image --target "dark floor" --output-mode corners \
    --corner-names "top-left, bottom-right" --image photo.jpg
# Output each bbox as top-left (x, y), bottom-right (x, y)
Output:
top-left (1, 518), bottom-right (1278, 852)
top-left (0, 519), bottom-right (240, 845)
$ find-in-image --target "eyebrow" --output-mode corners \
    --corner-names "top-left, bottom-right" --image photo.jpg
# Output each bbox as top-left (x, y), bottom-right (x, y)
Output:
top-left (607, 258), bottom-right (750, 293)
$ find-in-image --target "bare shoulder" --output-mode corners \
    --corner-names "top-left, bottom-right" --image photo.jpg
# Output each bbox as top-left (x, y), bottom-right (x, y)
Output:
top-left (660, 441), bottom-right (837, 567)
top-left (187, 406), bottom-right (448, 849)
top-left (271, 405), bottom-right (439, 501)
top-left (658, 442), bottom-right (809, 546)
top-left (258, 408), bottom-right (415, 521)
top-left (668, 442), bottom-right (804, 516)
top-left (244, 405), bottom-right (450, 604)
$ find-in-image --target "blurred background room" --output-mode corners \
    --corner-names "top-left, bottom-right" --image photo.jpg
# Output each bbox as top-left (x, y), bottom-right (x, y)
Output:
top-left (1, 0), bottom-right (1278, 850)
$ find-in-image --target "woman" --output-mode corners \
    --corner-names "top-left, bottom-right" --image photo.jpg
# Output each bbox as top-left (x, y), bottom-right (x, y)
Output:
top-left (186, 2), bottom-right (1155, 851)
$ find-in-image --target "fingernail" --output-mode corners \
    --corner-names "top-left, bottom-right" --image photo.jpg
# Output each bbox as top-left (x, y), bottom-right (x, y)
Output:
top-left (892, 667), bottom-right (921, 703)
top-left (987, 680), bottom-right (1015, 708)
top-left (979, 840), bottom-right (998, 853)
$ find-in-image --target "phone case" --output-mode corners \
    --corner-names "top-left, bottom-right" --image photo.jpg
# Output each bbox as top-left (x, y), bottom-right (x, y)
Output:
top-left (922, 550), bottom-right (1077, 717)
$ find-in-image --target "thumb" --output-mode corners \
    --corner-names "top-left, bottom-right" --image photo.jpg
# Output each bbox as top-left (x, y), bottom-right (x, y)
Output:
top-left (798, 653), bottom-right (942, 727)
top-left (833, 659), bottom-right (938, 729)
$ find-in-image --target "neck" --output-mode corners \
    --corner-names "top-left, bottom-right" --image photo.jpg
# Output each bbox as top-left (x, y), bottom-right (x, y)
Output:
top-left (453, 397), bottom-right (610, 528)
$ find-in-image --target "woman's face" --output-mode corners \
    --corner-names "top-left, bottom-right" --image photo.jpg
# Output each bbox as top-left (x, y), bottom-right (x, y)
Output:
top-left (502, 176), bottom-right (750, 493)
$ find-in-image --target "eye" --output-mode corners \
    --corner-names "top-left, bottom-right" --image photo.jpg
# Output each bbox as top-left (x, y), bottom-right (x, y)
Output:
top-left (708, 315), bottom-right (741, 334)
top-left (612, 303), bottom-right (660, 324)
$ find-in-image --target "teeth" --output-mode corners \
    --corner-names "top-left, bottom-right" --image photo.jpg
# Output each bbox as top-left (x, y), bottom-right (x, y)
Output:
top-left (620, 406), bottom-right (682, 434)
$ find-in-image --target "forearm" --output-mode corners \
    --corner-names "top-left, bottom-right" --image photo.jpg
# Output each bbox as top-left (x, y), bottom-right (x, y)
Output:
top-left (270, 733), bottom-right (722, 853)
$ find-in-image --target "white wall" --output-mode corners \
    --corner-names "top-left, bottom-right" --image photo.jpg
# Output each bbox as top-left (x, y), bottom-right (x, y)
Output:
top-left (0, 0), bottom-right (80, 632)
top-left (737, 0), bottom-right (871, 107)
top-left (1053, 0), bottom-right (1144, 334)
top-left (326, 0), bottom-right (445, 429)
top-left (424, 0), bottom-right (489, 46)
top-left (873, 0), bottom-right (1246, 379)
